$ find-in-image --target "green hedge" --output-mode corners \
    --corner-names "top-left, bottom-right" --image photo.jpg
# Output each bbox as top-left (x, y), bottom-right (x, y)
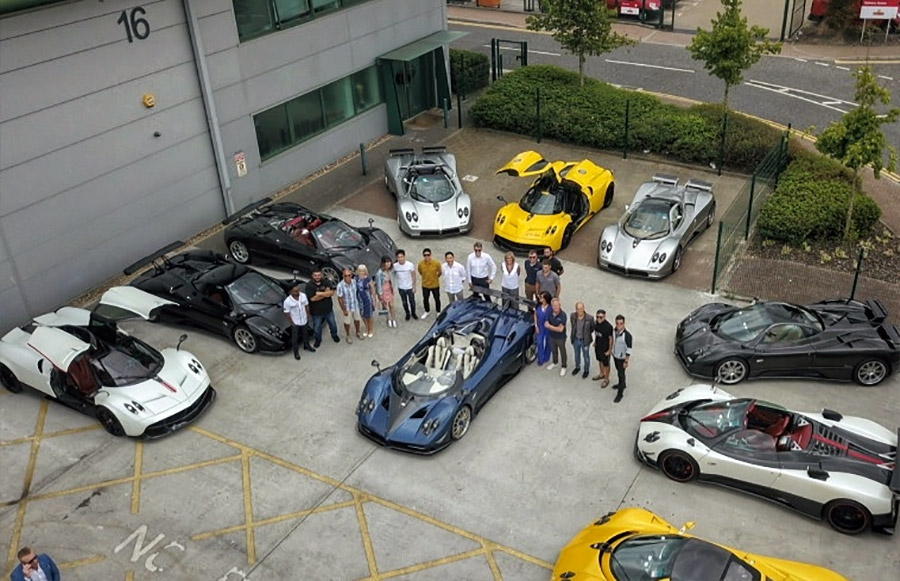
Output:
top-left (469, 65), bottom-right (781, 172)
top-left (450, 49), bottom-right (490, 97)
top-left (757, 152), bottom-right (881, 243)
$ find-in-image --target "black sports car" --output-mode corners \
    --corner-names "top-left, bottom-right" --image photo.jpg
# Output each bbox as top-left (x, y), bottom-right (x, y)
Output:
top-left (224, 202), bottom-right (396, 285)
top-left (356, 290), bottom-right (536, 454)
top-left (102, 251), bottom-right (294, 353)
top-left (675, 299), bottom-right (900, 386)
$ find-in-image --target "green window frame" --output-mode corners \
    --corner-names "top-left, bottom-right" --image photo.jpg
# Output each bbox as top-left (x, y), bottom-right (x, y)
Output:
top-left (254, 66), bottom-right (383, 162)
top-left (233, 0), bottom-right (374, 42)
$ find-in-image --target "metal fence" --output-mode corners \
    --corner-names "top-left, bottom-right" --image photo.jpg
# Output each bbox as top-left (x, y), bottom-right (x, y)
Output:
top-left (710, 131), bottom-right (790, 292)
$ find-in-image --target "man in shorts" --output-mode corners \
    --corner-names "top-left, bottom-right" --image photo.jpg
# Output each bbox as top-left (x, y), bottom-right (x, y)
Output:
top-left (592, 309), bottom-right (614, 387)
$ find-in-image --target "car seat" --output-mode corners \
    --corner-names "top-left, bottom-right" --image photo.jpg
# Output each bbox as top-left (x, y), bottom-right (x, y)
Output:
top-left (68, 356), bottom-right (98, 397)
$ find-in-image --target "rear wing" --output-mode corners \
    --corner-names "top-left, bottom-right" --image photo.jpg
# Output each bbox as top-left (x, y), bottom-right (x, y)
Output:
top-left (222, 196), bottom-right (273, 225)
top-left (421, 146), bottom-right (447, 155)
top-left (389, 148), bottom-right (415, 158)
top-left (470, 285), bottom-right (536, 313)
top-left (652, 173), bottom-right (679, 187)
top-left (123, 240), bottom-right (185, 275)
top-left (685, 179), bottom-right (713, 193)
top-left (865, 299), bottom-right (888, 324)
top-left (891, 429), bottom-right (900, 495)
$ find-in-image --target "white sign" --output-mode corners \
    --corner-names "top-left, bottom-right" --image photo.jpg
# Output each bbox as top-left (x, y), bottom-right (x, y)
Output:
top-left (234, 152), bottom-right (248, 178)
top-left (462, 174), bottom-right (479, 182)
top-left (860, 0), bottom-right (899, 19)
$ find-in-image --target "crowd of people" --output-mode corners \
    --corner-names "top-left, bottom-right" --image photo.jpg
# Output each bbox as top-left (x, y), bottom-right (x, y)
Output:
top-left (281, 242), bottom-right (634, 402)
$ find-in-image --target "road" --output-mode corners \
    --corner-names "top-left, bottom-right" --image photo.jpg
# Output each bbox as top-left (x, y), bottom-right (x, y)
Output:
top-left (449, 22), bottom-right (900, 151)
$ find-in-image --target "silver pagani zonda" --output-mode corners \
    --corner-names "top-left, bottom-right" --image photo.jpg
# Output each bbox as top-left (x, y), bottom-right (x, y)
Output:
top-left (598, 174), bottom-right (716, 279)
top-left (384, 146), bottom-right (472, 237)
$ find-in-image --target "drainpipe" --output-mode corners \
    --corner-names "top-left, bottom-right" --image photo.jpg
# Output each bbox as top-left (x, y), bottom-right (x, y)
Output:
top-left (182, 0), bottom-right (235, 216)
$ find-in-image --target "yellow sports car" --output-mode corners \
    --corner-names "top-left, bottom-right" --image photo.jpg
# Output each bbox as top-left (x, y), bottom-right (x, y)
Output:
top-left (494, 151), bottom-right (615, 252)
top-left (552, 508), bottom-right (847, 581)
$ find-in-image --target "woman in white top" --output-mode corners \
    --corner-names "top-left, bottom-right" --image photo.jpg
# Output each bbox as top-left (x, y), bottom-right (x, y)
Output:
top-left (500, 251), bottom-right (521, 309)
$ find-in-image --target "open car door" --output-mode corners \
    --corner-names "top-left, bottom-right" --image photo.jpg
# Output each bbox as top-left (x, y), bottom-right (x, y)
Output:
top-left (27, 326), bottom-right (90, 372)
top-left (33, 306), bottom-right (92, 327)
top-left (95, 286), bottom-right (176, 321)
top-left (496, 151), bottom-right (551, 177)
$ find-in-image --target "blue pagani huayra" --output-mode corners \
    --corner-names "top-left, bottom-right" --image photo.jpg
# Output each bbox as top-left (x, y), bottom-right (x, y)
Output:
top-left (356, 290), bottom-right (536, 454)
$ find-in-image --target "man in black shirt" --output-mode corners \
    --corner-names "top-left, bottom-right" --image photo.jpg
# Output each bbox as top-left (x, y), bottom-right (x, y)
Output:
top-left (543, 246), bottom-right (564, 276)
top-left (592, 309), bottom-right (614, 387)
top-left (305, 269), bottom-right (340, 348)
top-left (523, 251), bottom-right (541, 304)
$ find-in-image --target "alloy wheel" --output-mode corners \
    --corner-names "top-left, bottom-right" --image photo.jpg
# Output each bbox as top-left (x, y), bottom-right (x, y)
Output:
top-left (451, 406), bottom-right (472, 440)
top-left (229, 240), bottom-right (250, 264)
top-left (233, 327), bottom-right (258, 353)
top-left (716, 359), bottom-right (747, 384)
top-left (855, 359), bottom-right (887, 386)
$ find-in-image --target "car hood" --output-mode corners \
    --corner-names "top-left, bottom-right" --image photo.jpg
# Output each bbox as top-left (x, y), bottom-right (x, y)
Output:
top-left (400, 197), bottom-right (470, 229)
top-left (675, 303), bottom-right (736, 358)
top-left (358, 373), bottom-right (452, 442)
top-left (238, 303), bottom-right (291, 330)
top-left (327, 245), bottom-right (385, 274)
top-left (495, 204), bottom-right (565, 241)
top-left (112, 348), bottom-right (210, 415)
top-left (601, 225), bottom-right (670, 271)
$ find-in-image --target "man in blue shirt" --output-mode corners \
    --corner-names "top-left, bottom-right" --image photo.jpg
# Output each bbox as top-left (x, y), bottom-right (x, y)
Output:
top-left (545, 298), bottom-right (568, 377)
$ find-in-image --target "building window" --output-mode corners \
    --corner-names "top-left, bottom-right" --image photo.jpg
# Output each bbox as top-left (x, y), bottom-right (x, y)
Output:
top-left (233, 0), bottom-right (372, 41)
top-left (254, 66), bottom-right (383, 162)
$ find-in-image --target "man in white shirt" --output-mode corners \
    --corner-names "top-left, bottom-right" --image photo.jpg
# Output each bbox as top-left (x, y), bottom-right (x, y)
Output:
top-left (442, 251), bottom-right (467, 304)
top-left (283, 285), bottom-right (313, 360)
top-left (393, 249), bottom-right (418, 321)
top-left (466, 241), bottom-right (497, 301)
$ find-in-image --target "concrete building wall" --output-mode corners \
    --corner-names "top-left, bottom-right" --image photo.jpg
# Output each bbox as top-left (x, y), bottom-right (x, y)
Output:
top-left (0, 0), bottom-right (448, 333)
top-left (0, 0), bottom-right (221, 330)
top-left (198, 0), bottom-right (447, 210)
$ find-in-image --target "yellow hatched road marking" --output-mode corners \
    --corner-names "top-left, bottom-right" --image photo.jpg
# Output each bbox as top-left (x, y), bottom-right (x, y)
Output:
top-left (0, 424), bottom-right (101, 447)
top-left (354, 493), bottom-right (379, 579)
top-left (131, 441), bottom-right (143, 514)
top-left (241, 450), bottom-right (256, 564)
top-left (59, 555), bottom-right (107, 569)
top-left (190, 500), bottom-right (356, 541)
top-left (5, 401), bottom-right (48, 571)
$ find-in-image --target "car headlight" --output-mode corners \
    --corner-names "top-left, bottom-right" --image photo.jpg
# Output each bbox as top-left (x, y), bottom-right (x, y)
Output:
top-left (652, 252), bottom-right (660, 263)
top-left (422, 417), bottom-right (441, 436)
top-left (496, 214), bottom-right (506, 225)
top-left (463, 207), bottom-right (469, 217)
top-left (605, 241), bottom-right (612, 253)
top-left (457, 208), bottom-right (464, 218)
top-left (357, 396), bottom-right (375, 414)
top-left (658, 252), bottom-right (667, 263)
top-left (544, 225), bottom-right (557, 235)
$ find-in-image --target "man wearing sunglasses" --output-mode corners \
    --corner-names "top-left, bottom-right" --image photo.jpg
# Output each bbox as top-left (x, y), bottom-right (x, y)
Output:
top-left (11, 546), bottom-right (60, 581)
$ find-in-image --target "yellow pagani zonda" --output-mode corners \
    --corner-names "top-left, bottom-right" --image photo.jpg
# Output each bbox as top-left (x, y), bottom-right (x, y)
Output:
top-left (494, 151), bottom-right (615, 252)
top-left (552, 508), bottom-right (847, 581)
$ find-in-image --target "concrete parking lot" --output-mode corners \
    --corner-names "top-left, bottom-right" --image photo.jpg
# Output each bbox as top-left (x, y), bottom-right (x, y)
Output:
top-left (2, 129), bottom-right (899, 580)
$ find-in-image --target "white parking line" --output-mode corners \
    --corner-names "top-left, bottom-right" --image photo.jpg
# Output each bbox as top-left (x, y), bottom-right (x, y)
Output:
top-left (481, 44), bottom-right (561, 57)
top-left (605, 59), bottom-right (694, 73)
top-left (794, 58), bottom-right (808, 62)
top-left (879, 75), bottom-right (894, 81)
top-left (814, 62), bottom-right (830, 67)
top-left (745, 79), bottom-right (856, 114)
top-left (836, 66), bottom-right (850, 71)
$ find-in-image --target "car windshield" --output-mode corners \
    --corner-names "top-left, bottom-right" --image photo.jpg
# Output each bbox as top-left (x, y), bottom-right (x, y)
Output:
top-left (90, 336), bottom-right (164, 387)
top-left (226, 272), bottom-right (284, 306)
top-left (410, 172), bottom-right (455, 203)
top-left (518, 173), bottom-right (571, 215)
top-left (623, 199), bottom-right (672, 240)
top-left (713, 303), bottom-right (822, 342)
top-left (312, 220), bottom-right (364, 250)
top-left (610, 536), bottom-right (749, 581)
top-left (684, 400), bottom-right (752, 439)
top-left (394, 359), bottom-right (461, 397)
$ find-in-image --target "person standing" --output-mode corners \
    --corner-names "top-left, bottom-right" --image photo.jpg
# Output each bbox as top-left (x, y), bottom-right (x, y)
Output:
top-left (570, 302), bottom-right (594, 379)
top-left (375, 256), bottom-right (398, 328)
top-left (283, 285), bottom-right (314, 359)
top-left (611, 314), bottom-right (633, 403)
top-left (336, 269), bottom-right (362, 343)
top-left (533, 291), bottom-right (552, 366)
top-left (535, 259), bottom-right (561, 299)
top-left (545, 297), bottom-right (568, 376)
top-left (523, 251), bottom-right (541, 303)
top-left (417, 247), bottom-right (442, 319)
top-left (592, 309), bottom-right (614, 387)
top-left (442, 251), bottom-right (467, 304)
top-left (499, 251), bottom-right (521, 309)
top-left (305, 270), bottom-right (340, 348)
top-left (11, 546), bottom-right (60, 581)
top-left (543, 246), bottom-right (564, 276)
top-left (393, 249), bottom-right (419, 321)
top-left (356, 264), bottom-right (377, 339)
top-left (466, 241), bottom-right (496, 301)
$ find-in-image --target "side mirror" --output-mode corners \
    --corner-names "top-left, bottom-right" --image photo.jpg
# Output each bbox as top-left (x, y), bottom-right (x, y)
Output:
top-left (371, 359), bottom-right (381, 372)
top-left (292, 269), bottom-right (300, 281)
top-left (176, 334), bottom-right (188, 351)
top-left (496, 195), bottom-right (507, 203)
top-left (807, 466), bottom-right (829, 481)
top-left (368, 217), bottom-right (375, 228)
top-left (679, 521), bottom-right (696, 534)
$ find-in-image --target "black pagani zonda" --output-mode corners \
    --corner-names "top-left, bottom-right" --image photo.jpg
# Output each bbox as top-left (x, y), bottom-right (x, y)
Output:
top-left (107, 251), bottom-right (295, 354)
top-left (675, 299), bottom-right (900, 386)
top-left (224, 202), bottom-right (396, 285)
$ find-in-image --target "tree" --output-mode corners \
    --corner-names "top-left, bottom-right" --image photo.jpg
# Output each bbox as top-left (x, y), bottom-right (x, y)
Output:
top-left (526, 0), bottom-right (635, 87)
top-left (687, 0), bottom-right (781, 109)
top-left (816, 66), bottom-right (900, 239)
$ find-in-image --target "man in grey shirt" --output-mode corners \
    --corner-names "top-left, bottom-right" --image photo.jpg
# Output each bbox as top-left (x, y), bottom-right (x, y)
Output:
top-left (535, 260), bottom-right (561, 299)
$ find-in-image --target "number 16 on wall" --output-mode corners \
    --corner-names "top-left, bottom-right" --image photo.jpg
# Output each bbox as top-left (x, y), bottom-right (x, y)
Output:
top-left (118, 6), bottom-right (150, 43)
